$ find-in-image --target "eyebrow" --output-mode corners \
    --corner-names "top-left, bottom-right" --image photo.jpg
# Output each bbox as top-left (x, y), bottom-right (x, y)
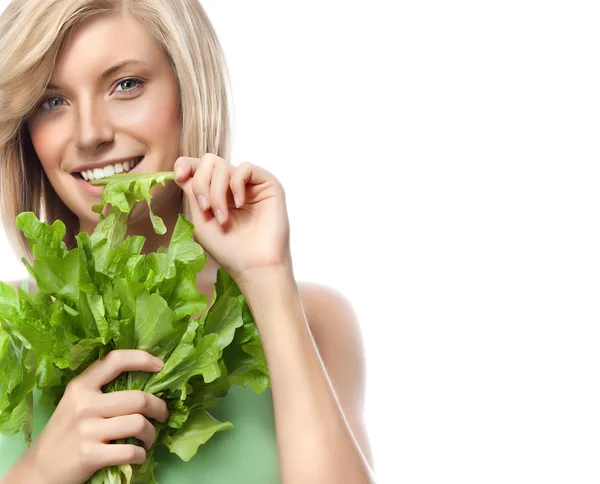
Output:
top-left (46, 59), bottom-right (149, 91)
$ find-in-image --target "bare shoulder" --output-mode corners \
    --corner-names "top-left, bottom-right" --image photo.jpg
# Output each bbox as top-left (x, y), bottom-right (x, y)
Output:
top-left (296, 281), bottom-right (374, 467)
top-left (297, 282), bottom-right (362, 331)
top-left (296, 282), bottom-right (366, 358)
top-left (296, 281), bottom-right (366, 392)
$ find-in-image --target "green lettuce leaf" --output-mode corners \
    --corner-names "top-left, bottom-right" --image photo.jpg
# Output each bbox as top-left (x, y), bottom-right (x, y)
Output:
top-left (0, 170), bottom-right (270, 482)
top-left (163, 407), bottom-right (233, 462)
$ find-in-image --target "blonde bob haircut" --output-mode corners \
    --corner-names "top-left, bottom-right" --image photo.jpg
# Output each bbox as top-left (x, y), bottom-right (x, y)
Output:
top-left (0, 0), bottom-right (232, 265)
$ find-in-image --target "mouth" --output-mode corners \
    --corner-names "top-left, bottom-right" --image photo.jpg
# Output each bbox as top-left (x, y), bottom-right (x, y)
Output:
top-left (73, 155), bottom-right (145, 195)
top-left (72, 155), bottom-right (144, 182)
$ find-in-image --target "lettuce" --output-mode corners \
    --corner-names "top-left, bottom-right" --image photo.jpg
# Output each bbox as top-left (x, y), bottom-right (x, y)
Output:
top-left (0, 171), bottom-right (270, 483)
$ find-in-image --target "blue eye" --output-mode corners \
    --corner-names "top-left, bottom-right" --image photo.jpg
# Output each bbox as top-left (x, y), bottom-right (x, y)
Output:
top-left (37, 78), bottom-right (143, 112)
top-left (115, 78), bottom-right (143, 92)
top-left (39, 97), bottom-right (66, 111)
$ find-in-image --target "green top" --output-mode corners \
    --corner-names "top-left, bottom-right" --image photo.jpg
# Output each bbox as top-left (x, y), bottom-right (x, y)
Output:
top-left (0, 386), bottom-right (280, 483)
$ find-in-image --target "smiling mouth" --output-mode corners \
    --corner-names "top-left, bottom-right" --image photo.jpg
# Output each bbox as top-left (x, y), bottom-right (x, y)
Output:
top-left (72, 156), bottom-right (144, 182)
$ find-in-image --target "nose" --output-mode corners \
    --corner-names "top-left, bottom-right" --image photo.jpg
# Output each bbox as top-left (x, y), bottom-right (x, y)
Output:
top-left (74, 98), bottom-right (114, 152)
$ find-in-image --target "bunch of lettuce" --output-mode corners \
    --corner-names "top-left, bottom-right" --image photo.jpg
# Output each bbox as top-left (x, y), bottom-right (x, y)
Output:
top-left (0, 171), bottom-right (270, 483)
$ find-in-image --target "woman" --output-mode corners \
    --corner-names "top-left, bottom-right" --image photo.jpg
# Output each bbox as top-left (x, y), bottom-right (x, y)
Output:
top-left (0, 0), bottom-right (374, 482)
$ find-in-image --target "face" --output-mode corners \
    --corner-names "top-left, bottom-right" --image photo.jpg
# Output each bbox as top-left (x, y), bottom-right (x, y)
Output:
top-left (27, 13), bottom-right (182, 233)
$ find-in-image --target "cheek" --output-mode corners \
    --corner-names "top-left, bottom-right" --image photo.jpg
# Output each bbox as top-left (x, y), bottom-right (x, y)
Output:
top-left (27, 119), bottom-right (67, 170)
top-left (120, 89), bottom-right (180, 143)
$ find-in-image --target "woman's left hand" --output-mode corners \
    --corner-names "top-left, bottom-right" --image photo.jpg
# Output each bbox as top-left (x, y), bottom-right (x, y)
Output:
top-left (173, 154), bottom-right (292, 285)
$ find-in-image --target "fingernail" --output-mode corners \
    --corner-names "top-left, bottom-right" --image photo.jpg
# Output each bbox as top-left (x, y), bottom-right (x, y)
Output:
top-left (174, 166), bottom-right (183, 180)
top-left (154, 357), bottom-right (164, 369)
top-left (233, 193), bottom-right (241, 208)
top-left (215, 209), bottom-right (225, 225)
top-left (197, 195), bottom-right (208, 210)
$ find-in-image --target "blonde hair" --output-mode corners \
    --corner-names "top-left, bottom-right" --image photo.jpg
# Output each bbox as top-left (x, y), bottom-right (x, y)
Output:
top-left (0, 0), bottom-right (232, 265)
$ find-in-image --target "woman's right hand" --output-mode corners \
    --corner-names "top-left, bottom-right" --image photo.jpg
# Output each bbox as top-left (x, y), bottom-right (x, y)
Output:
top-left (11, 349), bottom-right (169, 484)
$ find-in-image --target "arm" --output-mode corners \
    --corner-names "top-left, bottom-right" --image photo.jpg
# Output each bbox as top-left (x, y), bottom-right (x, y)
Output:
top-left (0, 452), bottom-right (50, 484)
top-left (238, 267), bottom-right (376, 484)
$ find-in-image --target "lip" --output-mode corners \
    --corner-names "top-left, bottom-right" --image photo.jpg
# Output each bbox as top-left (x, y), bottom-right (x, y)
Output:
top-left (73, 155), bottom-right (145, 197)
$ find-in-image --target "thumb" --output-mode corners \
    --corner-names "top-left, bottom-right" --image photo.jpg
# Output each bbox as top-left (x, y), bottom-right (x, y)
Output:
top-left (173, 158), bottom-right (192, 184)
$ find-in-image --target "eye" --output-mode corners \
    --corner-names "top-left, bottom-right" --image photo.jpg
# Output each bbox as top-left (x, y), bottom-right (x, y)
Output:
top-left (115, 77), bottom-right (144, 93)
top-left (39, 97), bottom-right (66, 111)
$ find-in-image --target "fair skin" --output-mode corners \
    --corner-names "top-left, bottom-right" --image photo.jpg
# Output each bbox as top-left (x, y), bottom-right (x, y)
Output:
top-left (4, 11), bottom-right (375, 484)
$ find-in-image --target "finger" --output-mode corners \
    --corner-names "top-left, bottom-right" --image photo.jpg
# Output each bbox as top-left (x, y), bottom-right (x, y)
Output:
top-left (98, 390), bottom-right (169, 423)
top-left (190, 156), bottom-right (217, 211)
top-left (233, 162), bottom-right (272, 188)
top-left (100, 414), bottom-right (157, 451)
top-left (209, 162), bottom-right (232, 225)
top-left (78, 350), bottom-right (163, 390)
top-left (173, 157), bottom-right (193, 183)
top-left (230, 162), bottom-right (254, 208)
top-left (94, 443), bottom-right (147, 467)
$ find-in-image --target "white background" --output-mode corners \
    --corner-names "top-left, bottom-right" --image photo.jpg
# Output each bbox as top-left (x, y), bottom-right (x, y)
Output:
top-left (1, 1), bottom-right (600, 483)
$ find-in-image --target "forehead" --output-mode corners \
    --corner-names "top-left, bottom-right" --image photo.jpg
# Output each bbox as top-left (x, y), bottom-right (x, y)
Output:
top-left (53, 13), bottom-right (162, 80)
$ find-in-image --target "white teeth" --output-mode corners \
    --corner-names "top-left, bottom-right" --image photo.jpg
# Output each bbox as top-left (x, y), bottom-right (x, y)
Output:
top-left (78, 157), bottom-right (140, 181)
